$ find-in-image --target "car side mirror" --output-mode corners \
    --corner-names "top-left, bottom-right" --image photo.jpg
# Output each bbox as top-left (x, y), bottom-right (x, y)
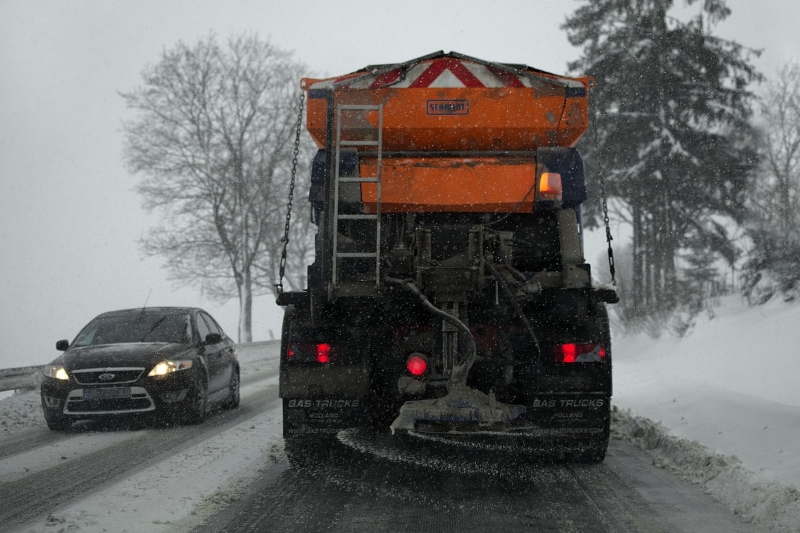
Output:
top-left (205, 333), bottom-right (222, 345)
top-left (56, 340), bottom-right (69, 351)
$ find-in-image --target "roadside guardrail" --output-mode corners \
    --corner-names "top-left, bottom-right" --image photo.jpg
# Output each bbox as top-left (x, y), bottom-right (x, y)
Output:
top-left (0, 366), bottom-right (43, 392)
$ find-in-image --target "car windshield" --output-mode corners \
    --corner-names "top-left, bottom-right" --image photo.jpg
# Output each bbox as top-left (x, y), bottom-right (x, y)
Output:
top-left (72, 313), bottom-right (191, 347)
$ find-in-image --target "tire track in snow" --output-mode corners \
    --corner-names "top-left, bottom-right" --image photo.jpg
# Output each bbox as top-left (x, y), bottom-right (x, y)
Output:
top-left (0, 380), bottom-right (279, 531)
top-left (196, 431), bottom-right (756, 533)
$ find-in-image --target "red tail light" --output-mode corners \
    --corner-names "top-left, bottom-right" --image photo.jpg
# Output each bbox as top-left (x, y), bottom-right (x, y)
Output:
top-left (287, 343), bottom-right (335, 363)
top-left (316, 343), bottom-right (331, 363)
top-left (554, 343), bottom-right (606, 363)
top-left (406, 353), bottom-right (429, 376)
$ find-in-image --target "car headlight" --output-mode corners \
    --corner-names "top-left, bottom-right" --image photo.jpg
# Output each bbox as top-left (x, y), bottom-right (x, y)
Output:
top-left (147, 360), bottom-right (193, 377)
top-left (43, 365), bottom-right (69, 381)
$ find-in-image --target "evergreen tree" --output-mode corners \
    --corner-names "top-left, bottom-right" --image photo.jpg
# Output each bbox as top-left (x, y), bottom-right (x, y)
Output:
top-left (564, 0), bottom-right (760, 325)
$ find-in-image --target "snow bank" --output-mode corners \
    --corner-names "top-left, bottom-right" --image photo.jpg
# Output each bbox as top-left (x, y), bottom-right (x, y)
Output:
top-left (612, 294), bottom-right (800, 532)
top-left (613, 407), bottom-right (800, 533)
top-left (614, 294), bottom-right (800, 407)
top-left (0, 389), bottom-right (46, 436)
top-left (235, 340), bottom-right (280, 372)
top-left (614, 295), bottom-right (800, 487)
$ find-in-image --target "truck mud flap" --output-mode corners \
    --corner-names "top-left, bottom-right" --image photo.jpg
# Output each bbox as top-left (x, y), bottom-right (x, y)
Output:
top-left (282, 398), bottom-right (366, 436)
top-left (522, 394), bottom-right (610, 439)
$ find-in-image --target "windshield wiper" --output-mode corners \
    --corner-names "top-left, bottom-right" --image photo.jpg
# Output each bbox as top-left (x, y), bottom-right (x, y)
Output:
top-left (139, 316), bottom-right (167, 342)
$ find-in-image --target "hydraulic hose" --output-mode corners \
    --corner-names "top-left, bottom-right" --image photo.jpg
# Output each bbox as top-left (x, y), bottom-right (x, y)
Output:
top-left (483, 260), bottom-right (542, 360)
top-left (386, 277), bottom-right (476, 386)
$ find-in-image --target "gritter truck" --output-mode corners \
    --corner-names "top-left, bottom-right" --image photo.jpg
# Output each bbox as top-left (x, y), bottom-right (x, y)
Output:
top-left (276, 51), bottom-right (618, 462)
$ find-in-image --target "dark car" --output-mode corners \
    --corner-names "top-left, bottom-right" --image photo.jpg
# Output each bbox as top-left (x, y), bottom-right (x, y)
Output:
top-left (40, 307), bottom-right (239, 430)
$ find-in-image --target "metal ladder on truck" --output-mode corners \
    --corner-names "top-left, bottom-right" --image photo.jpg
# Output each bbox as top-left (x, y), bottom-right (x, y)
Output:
top-left (331, 104), bottom-right (383, 296)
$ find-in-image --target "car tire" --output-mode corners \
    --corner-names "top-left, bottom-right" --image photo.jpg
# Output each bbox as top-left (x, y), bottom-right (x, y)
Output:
top-left (44, 410), bottom-right (71, 431)
top-left (180, 374), bottom-right (208, 425)
top-left (222, 369), bottom-right (240, 410)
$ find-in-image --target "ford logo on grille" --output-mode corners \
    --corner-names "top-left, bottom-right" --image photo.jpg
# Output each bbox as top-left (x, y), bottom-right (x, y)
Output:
top-left (98, 373), bottom-right (115, 381)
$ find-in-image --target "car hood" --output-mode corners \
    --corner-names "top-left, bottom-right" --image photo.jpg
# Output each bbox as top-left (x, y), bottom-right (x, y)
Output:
top-left (60, 343), bottom-right (195, 371)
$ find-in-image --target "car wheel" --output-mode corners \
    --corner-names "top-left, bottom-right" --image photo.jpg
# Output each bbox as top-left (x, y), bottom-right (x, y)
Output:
top-left (180, 374), bottom-right (208, 425)
top-left (222, 369), bottom-right (240, 410)
top-left (44, 410), bottom-right (71, 431)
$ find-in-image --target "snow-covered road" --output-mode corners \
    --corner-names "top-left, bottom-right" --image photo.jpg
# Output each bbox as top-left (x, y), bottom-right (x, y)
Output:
top-left (0, 342), bottom-right (285, 533)
top-left (192, 428), bottom-right (754, 533)
top-left (1, 312), bottom-right (798, 532)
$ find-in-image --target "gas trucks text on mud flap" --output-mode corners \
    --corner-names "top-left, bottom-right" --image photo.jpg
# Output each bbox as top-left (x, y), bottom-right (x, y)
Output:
top-left (276, 51), bottom-right (618, 462)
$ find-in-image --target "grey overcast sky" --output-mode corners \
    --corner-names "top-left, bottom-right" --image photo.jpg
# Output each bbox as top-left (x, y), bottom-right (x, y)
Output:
top-left (0, 0), bottom-right (797, 368)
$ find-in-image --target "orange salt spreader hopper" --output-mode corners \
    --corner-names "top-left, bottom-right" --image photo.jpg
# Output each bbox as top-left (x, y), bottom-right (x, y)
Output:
top-left (303, 51), bottom-right (592, 213)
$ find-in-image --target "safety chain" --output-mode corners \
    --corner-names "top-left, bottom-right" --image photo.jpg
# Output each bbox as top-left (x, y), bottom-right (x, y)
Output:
top-left (590, 114), bottom-right (617, 286)
top-left (276, 91), bottom-right (305, 294)
top-left (598, 170), bottom-right (616, 285)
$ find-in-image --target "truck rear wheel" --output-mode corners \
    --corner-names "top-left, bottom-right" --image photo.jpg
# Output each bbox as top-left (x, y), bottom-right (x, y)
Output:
top-left (575, 438), bottom-right (608, 463)
top-left (284, 434), bottom-right (338, 469)
top-left (574, 304), bottom-right (611, 463)
top-left (572, 402), bottom-right (610, 463)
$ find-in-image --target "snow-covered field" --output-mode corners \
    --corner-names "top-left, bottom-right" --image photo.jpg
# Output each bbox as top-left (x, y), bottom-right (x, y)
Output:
top-left (612, 295), bottom-right (800, 531)
top-left (3, 307), bottom-right (800, 531)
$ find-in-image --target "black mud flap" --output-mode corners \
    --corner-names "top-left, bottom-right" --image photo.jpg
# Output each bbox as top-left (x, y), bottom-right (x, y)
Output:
top-left (522, 394), bottom-right (610, 441)
top-left (282, 397), bottom-right (367, 437)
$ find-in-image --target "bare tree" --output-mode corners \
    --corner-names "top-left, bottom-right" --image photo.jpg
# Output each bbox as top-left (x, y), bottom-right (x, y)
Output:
top-left (759, 62), bottom-right (800, 243)
top-left (122, 34), bottom-right (312, 342)
top-left (742, 61), bottom-right (800, 302)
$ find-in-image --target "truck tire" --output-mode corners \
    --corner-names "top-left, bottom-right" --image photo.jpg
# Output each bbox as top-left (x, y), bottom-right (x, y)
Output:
top-left (573, 303), bottom-right (612, 463)
top-left (284, 434), bottom-right (337, 469)
top-left (573, 404), bottom-right (611, 463)
top-left (575, 439), bottom-right (609, 463)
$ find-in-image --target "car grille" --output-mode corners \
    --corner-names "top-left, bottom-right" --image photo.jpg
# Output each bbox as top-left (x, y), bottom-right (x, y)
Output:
top-left (72, 367), bottom-right (144, 385)
top-left (67, 398), bottom-right (153, 412)
top-left (64, 387), bottom-right (155, 414)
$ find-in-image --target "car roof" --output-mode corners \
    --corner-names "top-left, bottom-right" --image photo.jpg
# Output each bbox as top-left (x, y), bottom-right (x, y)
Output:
top-left (94, 307), bottom-right (201, 319)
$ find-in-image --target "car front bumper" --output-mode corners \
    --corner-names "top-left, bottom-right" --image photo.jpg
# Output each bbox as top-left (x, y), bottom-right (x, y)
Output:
top-left (41, 369), bottom-right (198, 418)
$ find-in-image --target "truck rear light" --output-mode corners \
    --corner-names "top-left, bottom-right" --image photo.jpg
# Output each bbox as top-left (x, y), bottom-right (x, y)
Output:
top-left (554, 343), bottom-right (606, 363)
top-left (287, 343), bottom-right (336, 363)
top-left (406, 353), bottom-right (429, 376)
top-left (316, 343), bottom-right (331, 363)
top-left (538, 172), bottom-right (562, 202)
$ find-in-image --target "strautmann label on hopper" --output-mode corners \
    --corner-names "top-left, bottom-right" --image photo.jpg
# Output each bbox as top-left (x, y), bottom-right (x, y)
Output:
top-left (427, 99), bottom-right (469, 115)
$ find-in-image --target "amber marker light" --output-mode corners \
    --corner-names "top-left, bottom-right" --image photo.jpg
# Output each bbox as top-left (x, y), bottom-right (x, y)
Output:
top-left (538, 172), bottom-right (563, 202)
